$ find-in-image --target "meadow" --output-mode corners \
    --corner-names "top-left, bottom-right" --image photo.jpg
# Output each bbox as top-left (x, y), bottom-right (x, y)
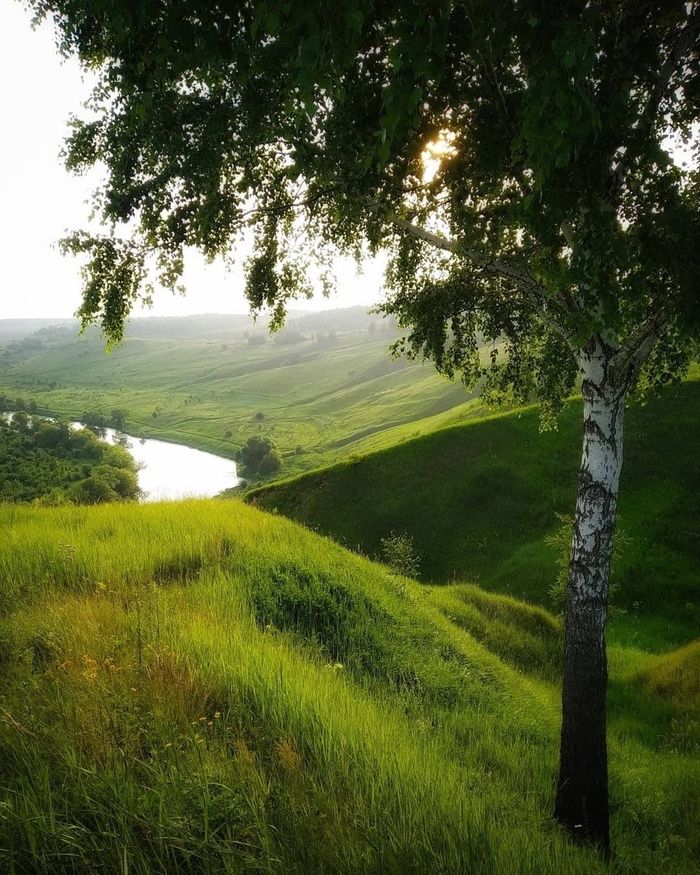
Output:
top-left (249, 366), bottom-right (700, 655)
top-left (0, 311), bottom-right (472, 476)
top-left (0, 317), bottom-right (697, 873)
top-left (0, 499), bottom-right (697, 874)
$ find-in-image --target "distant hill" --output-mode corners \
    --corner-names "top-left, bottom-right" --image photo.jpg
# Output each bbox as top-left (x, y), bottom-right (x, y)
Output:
top-left (0, 307), bottom-right (379, 342)
top-left (0, 307), bottom-right (470, 474)
top-left (0, 318), bottom-right (75, 341)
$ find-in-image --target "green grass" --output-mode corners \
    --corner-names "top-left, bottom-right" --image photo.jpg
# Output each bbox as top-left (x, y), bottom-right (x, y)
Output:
top-left (249, 369), bottom-right (700, 653)
top-left (0, 500), bottom-right (697, 873)
top-left (1, 319), bottom-right (697, 870)
top-left (0, 312), bottom-right (474, 477)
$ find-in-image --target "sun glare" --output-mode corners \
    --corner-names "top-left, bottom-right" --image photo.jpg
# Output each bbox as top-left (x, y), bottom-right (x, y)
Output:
top-left (421, 130), bottom-right (457, 183)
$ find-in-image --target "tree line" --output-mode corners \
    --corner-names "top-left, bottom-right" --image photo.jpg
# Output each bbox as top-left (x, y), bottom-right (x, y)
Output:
top-left (0, 415), bottom-right (140, 505)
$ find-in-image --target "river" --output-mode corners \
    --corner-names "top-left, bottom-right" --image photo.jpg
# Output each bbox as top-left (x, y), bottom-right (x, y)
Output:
top-left (95, 426), bottom-right (241, 501)
top-left (2, 413), bottom-right (241, 501)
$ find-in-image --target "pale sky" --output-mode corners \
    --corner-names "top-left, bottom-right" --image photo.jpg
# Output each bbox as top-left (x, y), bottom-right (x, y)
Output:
top-left (2, 5), bottom-right (696, 322)
top-left (0, 3), bottom-right (385, 320)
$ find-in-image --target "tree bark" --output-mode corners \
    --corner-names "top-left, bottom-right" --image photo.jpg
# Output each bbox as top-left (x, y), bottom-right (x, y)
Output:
top-left (555, 336), bottom-right (627, 855)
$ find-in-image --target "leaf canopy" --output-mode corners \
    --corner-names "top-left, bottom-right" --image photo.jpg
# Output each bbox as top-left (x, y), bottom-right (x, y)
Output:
top-left (31, 0), bottom-right (700, 408)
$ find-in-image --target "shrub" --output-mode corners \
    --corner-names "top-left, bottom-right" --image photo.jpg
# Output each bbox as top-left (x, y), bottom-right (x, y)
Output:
top-left (380, 532), bottom-right (420, 578)
top-left (239, 435), bottom-right (282, 477)
top-left (110, 408), bottom-right (127, 430)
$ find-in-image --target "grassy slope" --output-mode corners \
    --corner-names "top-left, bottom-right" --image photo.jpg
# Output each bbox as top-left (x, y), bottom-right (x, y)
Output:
top-left (0, 317), bottom-right (471, 476)
top-left (0, 500), bottom-right (697, 873)
top-left (249, 369), bottom-right (700, 653)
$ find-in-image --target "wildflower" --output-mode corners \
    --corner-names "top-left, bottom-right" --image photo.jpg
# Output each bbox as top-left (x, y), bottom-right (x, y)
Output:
top-left (81, 655), bottom-right (98, 680)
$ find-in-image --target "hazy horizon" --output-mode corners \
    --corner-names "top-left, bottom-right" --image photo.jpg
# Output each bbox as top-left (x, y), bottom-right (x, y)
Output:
top-left (0, 304), bottom-right (377, 324)
top-left (0, 5), bottom-right (385, 321)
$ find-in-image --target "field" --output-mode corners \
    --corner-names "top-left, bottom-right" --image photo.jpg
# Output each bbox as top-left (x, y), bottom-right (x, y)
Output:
top-left (0, 499), bottom-right (697, 873)
top-left (249, 368), bottom-right (700, 656)
top-left (1, 316), bottom-right (698, 872)
top-left (0, 310), bottom-right (473, 476)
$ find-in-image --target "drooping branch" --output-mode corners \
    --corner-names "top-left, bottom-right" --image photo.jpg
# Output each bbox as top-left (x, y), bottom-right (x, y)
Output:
top-left (390, 214), bottom-right (576, 348)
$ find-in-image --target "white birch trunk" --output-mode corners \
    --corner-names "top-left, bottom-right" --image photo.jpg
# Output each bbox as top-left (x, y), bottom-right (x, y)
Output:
top-left (555, 336), bottom-right (626, 853)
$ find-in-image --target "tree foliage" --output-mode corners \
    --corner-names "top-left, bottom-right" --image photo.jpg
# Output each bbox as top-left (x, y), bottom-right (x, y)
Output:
top-left (238, 435), bottom-right (282, 477)
top-left (29, 0), bottom-right (699, 403)
top-left (0, 416), bottom-right (140, 504)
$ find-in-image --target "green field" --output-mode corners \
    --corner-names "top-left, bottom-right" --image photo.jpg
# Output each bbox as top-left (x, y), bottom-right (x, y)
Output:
top-left (0, 499), bottom-right (697, 873)
top-left (1, 316), bottom-right (698, 872)
top-left (249, 368), bottom-right (700, 656)
top-left (0, 310), bottom-right (474, 477)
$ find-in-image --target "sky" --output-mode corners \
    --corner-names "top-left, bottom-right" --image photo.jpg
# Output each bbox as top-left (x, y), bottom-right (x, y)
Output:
top-left (0, 3), bottom-right (385, 320)
top-left (2, 6), bottom-right (695, 323)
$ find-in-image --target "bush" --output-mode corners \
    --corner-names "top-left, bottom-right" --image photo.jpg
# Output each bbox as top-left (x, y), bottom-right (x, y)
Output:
top-left (110, 408), bottom-right (127, 430)
top-left (257, 449), bottom-right (282, 476)
top-left (239, 435), bottom-right (282, 477)
top-left (380, 532), bottom-right (420, 578)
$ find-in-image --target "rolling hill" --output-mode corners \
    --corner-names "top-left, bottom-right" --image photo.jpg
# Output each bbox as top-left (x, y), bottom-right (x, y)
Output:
top-left (0, 499), bottom-right (697, 873)
top-left (249, 369), bottom-right (700, 654)
top-left (0, 309), bottom-right (474, 476)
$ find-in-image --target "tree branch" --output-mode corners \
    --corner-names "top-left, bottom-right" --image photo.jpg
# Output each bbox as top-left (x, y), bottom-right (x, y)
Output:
top-left (390, 214), bottom-right (576, 348)
top-left (610, 310), bottom-right (668, 385)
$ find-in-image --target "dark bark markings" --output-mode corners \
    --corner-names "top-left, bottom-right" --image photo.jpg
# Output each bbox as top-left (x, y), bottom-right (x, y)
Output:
top-left (555, 336), bottom-right (627, 854)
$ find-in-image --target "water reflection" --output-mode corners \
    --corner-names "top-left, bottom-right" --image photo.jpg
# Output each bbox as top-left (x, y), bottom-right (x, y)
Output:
top-left (86, 426), bottom-right (241, 501)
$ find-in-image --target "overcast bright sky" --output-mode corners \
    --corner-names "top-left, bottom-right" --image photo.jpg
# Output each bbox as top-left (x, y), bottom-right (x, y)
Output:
top-left (0, 3), bottom-right (385, 320)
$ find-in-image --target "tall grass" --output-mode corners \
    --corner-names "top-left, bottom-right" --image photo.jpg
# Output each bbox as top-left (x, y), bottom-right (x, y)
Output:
top-left (0, 500), bottom-right (697, 872)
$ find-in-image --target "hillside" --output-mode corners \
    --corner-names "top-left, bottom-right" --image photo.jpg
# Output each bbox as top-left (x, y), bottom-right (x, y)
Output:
top-left (0, 309), bottom-right (472, 477)
top-left (249, 370), bottom-right (700, 653)
top-left (0, 500), bottom-right (697, 873)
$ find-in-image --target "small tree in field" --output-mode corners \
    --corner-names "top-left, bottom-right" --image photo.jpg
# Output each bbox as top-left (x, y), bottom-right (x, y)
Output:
top-left (238, 435), bottom-right (282, 477)
top-left (30, 0), bottom-right (700, 853)
top-left (380, 531), bottom-right (421, 578)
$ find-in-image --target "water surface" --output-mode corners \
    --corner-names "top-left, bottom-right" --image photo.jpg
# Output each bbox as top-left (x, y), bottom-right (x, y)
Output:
top-left (95, 426), bottom-right (240, 501)
top-left (3, 412), bottom-right (240, 501)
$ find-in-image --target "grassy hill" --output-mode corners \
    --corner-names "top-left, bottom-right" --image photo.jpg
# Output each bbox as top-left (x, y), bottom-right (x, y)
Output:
top-left (0, 309), bottom-right (473, 477)
top-left (249, 369), bottom-right (700, 654)
top-left (0, 499), bottom-right (697, 873)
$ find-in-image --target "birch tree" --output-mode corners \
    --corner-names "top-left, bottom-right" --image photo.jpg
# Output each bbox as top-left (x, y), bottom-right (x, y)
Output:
top-left (29, 0), bottom-right (700, 852)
